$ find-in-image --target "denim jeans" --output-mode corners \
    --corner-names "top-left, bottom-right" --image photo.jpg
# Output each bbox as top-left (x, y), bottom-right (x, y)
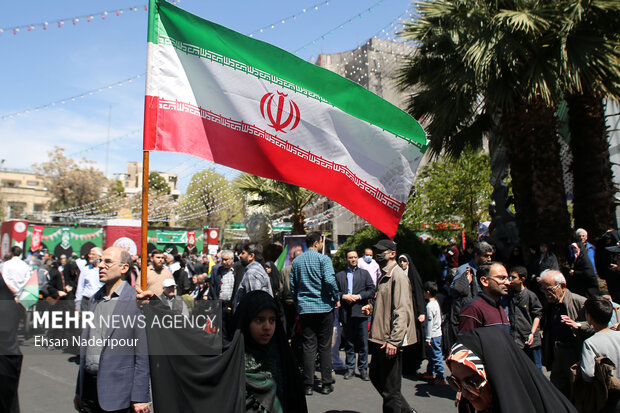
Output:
top-left (523, 346), bottom-right (543, 371)
top-left (425, 336), bottom-right (444, 379)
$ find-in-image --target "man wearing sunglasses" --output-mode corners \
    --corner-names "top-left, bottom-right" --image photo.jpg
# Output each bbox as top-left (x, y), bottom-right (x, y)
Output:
top-left (539, 269), bottom-right (592, 398)
top-left (459, 262), bottom-right (511, 334)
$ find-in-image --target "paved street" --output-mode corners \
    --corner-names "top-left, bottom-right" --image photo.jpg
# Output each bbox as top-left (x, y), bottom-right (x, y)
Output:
top-left (18, 335), bottom-right (456, 413)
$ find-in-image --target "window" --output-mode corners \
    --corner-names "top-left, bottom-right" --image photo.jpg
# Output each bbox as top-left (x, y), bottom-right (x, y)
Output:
top-left (8, 202), bottom-right (25, 219)
top-left (1, 180), bottom-right (18, 188)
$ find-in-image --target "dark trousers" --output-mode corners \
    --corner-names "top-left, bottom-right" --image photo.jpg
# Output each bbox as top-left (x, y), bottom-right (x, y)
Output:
top-left (550, 343), bottom-right (580, 400)
top-left (0, 355), bottom-right (22, 413)
top-left (369, 342), bottom-right (412, 413)
top-left (81, 372), bottom-right (130, 413)
top-left (299, 311), bottom-right (334, 387)
top-left (343, 316), bottom-right (369, 374)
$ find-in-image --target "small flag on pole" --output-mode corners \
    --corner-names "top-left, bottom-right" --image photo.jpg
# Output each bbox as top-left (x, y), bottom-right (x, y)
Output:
top-left (275, 245), bottom-right (289, 271)
top-left (18, 270), bottom-right (39, 309)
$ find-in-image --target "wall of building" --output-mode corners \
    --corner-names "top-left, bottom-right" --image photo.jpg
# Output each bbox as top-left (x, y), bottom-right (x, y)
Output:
top-left (0, 170), bottom-right (51, 220)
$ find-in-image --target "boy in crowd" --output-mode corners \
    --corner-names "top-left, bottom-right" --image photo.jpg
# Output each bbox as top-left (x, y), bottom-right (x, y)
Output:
top-left (508, 265), bottom-right (543, 370)
top-left (420, 281), bottom-right (445, 385)
top-left (580, 296), bottom-right (620, 411)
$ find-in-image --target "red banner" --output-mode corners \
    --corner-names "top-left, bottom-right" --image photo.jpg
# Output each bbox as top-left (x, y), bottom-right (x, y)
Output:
top-left (188, 231), bottom-right (196, 249)
top-left (207, 228), bottom-right (219, 245)
top-left (31, 225), bottom-right (44, 251)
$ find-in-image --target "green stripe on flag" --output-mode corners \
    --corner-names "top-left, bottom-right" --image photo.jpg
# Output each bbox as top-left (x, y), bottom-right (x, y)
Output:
top-left (148, 0), bottom-right (427, 151)
top-left (275, 245), bottom-right (288, 272)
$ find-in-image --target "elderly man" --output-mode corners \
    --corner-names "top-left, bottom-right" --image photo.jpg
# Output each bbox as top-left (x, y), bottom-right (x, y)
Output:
top-left (159, 278), bottom-right (189, 318)
top-left (575, 228), bottom-right (596, 272)
top-left (146, 249), bottom-right (174, 297)
top-left (74, 246), bottom-right (150, 413)
top-left (207, 250), bottom-right (238, 335)
top-left (363, 239), bottom-right (418, 413)
top-left (540, 269), bottom-right (592, 398)
top-left (75, 248), bottom-right (104, 311)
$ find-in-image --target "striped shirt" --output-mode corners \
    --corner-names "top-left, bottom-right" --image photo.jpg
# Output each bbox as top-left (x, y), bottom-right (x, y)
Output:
top-left (233, 261), bottom-right (273, 310)
top-left (290, 249), bottom-right (338, 315)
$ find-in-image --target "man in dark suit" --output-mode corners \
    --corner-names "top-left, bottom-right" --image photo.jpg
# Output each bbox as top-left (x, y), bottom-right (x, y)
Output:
top-left (335, 249), bottom-right (376, 381)
top-left (74, 246), bottom-right (150, 413)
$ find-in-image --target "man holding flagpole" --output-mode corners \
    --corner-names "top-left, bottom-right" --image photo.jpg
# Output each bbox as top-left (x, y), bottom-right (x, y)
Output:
top-left (290, 232), bottom-right (339, 395)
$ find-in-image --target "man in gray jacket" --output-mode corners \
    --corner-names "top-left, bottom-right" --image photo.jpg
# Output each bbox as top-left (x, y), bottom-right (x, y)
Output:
top-left (74, 246), bottom-right (150, 413)
top-left (363, 239), bottom-right (418, 413)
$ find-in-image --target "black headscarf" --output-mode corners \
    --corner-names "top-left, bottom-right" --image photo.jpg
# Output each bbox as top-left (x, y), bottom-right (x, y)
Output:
top-left (398, 254), bottom-right (425, 317)
top-left (453, 327), bottom-right (577, 413)
top-left (398, 254), bottom-right (427, 373)
top-left (233, 291), bottom-right (307, 413)
top-left (569, 241), bottom-right (599, 297)
top-left (264, 261), bottom-right (282, 300)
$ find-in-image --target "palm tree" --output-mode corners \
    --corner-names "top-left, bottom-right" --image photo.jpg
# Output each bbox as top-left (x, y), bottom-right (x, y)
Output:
top-left (561, 0), bottom-right (620, 236)
top-left (236, 174), bottom-right (318, 234)
top-left (399, 0), bottom-right (573, 249)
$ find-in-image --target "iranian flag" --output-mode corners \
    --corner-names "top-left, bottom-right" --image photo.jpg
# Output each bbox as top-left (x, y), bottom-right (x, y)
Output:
top-left (144, 0), bottom-right (427, 237)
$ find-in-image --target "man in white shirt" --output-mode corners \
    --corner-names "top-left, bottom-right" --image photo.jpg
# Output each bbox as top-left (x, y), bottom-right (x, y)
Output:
top-left (75, 247), bottom-right (104, 311)
top-left (2, 246), bottom-right (31, 296)
top-left (357, 247), bottom-right (381, 286)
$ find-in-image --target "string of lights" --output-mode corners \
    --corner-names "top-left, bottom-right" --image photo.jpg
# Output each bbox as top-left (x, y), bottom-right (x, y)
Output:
top-left (0, 3), bottom-right (176, 37)
top-left (294, 0), bottom-right (385, 53)
top-left (0, 74), bottom-right (144, 121)
top-left (247, 0), bottom-right (335, 38)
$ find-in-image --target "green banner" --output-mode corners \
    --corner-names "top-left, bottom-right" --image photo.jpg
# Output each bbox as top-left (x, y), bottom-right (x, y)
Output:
top-left (156, 230), bottom-right (188, 244)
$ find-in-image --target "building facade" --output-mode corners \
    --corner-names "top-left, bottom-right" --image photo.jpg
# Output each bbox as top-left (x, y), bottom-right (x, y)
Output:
top-left (0, 169), bottom-right (51, 221)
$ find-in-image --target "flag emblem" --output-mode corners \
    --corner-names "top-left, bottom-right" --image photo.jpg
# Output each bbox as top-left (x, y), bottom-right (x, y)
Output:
top-left (260, 91), bottom-right (301, 133)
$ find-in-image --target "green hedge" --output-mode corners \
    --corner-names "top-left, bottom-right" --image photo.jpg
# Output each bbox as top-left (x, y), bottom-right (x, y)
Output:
top-left (332, 226), bottom-right (440, 282)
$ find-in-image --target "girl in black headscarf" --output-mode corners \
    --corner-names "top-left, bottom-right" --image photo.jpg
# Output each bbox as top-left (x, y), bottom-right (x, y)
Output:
top-left (263, 262), bottom-right (281, 301)
top-left (233, 290), bottom-right (307, 413)
top-left (446, 327), bottom-right (577, 413)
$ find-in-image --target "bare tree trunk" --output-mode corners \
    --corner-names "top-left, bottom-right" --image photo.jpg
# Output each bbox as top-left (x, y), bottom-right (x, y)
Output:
top-left (503, 99), bottom-right (572, 252)
top-left (567, 93), bottom-right (617, 237)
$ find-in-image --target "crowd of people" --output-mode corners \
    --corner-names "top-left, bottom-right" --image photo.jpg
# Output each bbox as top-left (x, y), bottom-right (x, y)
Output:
top-left (0, 227), bottom-right (620, 412)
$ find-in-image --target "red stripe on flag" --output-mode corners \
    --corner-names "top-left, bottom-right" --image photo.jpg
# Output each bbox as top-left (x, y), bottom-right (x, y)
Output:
top-left (143, 96), bottom-right (403, 237)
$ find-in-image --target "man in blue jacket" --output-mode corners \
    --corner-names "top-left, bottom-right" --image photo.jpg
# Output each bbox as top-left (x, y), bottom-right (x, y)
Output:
top-left (335, 249), bottom-right (376, 381)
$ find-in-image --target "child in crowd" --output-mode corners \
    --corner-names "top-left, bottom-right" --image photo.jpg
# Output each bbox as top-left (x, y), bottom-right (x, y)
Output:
top-left (507, 265), bottom-right (543, 370)
top-left (421, 281), bottom-right (446, 385)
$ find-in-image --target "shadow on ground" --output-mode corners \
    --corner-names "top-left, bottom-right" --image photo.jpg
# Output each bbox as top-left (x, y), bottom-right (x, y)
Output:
top-left (413, 382), bottom-right (456, 400)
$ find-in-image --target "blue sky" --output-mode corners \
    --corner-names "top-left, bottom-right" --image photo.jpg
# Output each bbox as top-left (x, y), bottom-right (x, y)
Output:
top-left (0, 0), bottom-right (413, 190)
